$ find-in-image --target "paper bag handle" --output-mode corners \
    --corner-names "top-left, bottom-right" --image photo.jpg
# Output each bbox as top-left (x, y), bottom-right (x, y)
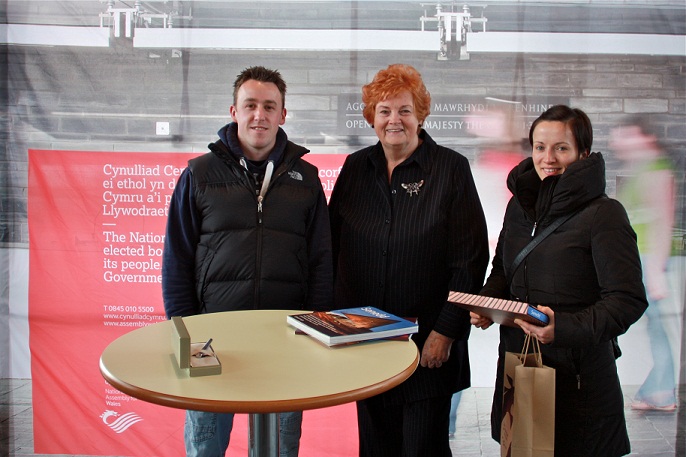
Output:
top-left (519, 333), bottom-right (543, 367)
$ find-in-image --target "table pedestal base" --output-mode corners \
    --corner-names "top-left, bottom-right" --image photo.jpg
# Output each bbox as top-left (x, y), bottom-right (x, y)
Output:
top-left (249, 412), bottom-right (279, 457)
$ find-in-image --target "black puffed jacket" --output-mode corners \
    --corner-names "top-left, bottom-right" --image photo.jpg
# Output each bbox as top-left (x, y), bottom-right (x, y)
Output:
top-left (480, 153), bottom-right (647, 457)
top-left (162, 128), bottom-right (333, 317)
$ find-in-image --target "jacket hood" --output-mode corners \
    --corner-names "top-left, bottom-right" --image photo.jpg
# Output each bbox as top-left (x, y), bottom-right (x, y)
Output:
top-left (211, 122), bottom-right (308, 173)
top-left (507, 152), bottom-right (606, 221)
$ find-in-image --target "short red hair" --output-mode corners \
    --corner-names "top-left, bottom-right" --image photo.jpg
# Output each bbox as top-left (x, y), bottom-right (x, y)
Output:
top-left (362, 64), bottom-right (431, 125)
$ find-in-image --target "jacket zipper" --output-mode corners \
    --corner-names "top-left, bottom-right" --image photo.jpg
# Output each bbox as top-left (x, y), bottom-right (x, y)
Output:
top-left (241, 158), bottom-right (275, 309)
top-left (254, 204), bottom-right (263, 309)
top-left (256, 162), bottom-right (274, 308)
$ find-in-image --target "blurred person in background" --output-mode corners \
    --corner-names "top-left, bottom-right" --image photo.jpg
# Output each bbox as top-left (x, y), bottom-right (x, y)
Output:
top-left (450, 104), bottom-right (526, 439)
top-left (469, 104), bottom-right (528, 259)
top-left (610, 116), bottom-right (678, 412)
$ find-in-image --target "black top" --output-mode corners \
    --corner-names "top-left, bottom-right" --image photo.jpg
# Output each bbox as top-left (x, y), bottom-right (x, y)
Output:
top-left (162, 123), bottom-right (333, 317)
top-left (329, 130), bottom-right (489, 401)
top-left (481, 153), bottom-right (647, 455)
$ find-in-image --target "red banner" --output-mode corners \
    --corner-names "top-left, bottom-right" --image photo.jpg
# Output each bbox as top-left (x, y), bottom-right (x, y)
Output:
top-left (28, 149), bottom-right (354, 456)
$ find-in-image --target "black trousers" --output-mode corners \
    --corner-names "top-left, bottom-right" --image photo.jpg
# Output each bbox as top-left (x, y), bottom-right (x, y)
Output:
top-left (357, 393), bottom-right (452, 457)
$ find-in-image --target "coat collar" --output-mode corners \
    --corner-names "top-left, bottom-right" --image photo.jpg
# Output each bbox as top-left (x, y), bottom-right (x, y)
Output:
top-left (366, 129), bottom-right (435, 175)
top-left (508, 152), bottom-right (607, 220)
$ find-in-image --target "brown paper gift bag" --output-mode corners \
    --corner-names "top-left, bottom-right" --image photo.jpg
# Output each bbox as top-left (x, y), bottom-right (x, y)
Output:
top-left (501, 335), bottom-right (555, 457)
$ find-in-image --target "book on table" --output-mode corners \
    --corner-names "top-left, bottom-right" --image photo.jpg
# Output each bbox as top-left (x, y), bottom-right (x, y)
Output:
top-left (447, 291), bottom-right (549, 327)
top-left (287, 306), bottom-right (418, 347)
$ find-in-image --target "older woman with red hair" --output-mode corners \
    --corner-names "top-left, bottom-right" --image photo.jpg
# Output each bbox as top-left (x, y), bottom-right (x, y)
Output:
top-left (329, 64), bottom-right (489, 456)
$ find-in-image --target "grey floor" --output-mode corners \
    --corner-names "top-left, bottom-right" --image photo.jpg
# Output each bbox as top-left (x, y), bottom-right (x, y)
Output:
top-left (1, 378), bottom-right (683, 456)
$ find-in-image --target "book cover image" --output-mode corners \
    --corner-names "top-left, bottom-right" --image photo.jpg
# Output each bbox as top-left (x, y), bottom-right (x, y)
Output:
top-left (287, 306), bottom-right (418, 346)
top-left (317, 308), bottom-right (399, 335)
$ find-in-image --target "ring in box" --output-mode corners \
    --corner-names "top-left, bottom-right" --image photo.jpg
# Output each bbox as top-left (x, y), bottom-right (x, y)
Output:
top-left (171, 316), bottom-right (221, 377)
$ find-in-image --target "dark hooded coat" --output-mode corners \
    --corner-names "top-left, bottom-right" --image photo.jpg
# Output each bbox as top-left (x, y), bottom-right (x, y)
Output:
top-left (480, 152), bottom-right (647, 456)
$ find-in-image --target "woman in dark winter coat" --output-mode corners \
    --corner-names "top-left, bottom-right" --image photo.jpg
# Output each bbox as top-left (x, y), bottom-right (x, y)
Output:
top-left (471, 105), bottom-right (648, 456)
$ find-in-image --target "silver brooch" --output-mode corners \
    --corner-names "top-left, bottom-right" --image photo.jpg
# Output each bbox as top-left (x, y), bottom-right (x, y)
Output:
top-left (401, 180), bottom-right (424, 196)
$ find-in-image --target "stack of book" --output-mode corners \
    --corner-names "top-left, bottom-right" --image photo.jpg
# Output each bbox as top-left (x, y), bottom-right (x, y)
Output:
top-left (287, 306), bottom-right (418, 347)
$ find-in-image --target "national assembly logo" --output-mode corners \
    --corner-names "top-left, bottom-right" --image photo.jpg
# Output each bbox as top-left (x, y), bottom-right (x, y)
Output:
top-left (100, 410), bottom-right (143, 433)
